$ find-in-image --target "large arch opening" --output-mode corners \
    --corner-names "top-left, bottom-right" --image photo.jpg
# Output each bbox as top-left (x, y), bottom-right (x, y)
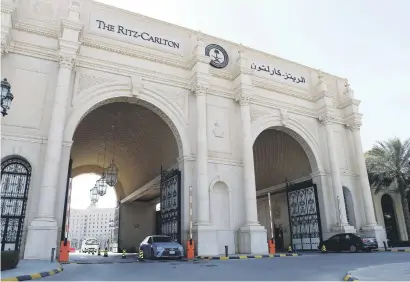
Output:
top-left (381, 194), bottom-right (399, 246)
top-left (65, 100), bottom-right (181, 255)
top-left (254, 128), bottom-right (322, 252)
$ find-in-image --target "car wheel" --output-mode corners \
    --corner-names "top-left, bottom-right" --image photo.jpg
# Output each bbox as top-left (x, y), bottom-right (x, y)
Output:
top-left (349, 244), bottom-right (358, 253)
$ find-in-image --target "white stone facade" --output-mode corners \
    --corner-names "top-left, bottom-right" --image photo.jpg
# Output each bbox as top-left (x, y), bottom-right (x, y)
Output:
top-left (0, 0), bottom-right (390, 259)
top-left (68, 206), bottom-right (115, 249)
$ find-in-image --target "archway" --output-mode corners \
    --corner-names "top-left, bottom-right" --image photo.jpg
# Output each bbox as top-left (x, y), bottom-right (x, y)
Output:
top-left (64, 100), bottom-right (181, 253)
top-left (342, 186), bottom-right (356, 228)
top-left (1, 157), bottom-right (32, 251)
top-left (254, 128), bottom-right (322, 251)
top-left (381, 194), bottom-right (399, 245)
top-left (68, 173), bottom-right (118, 252)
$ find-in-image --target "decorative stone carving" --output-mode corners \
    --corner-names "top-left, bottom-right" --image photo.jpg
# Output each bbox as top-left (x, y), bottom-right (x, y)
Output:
top-left (213, 120), bottom-right (224, 138)
top-left (1, 5), bottom-right (14, 56)
top-left (345, 119), bottom-right (362, 131)
top-left (343, 80), bottom-right (355, 98)
top-left (75, 74), bottom-right (116, 96)
top-left (238, 95), bottom-right (251, 106)
top-left (166, 91), bottom-right (186, 112)
top-left (58, 55), bottom-right (75, 70)
top-left (191, 83), bottom-right (208, 97)
top-left (131, 75), bottom-right (144, 98)
top-left (236, 46), bottom-right (252, 75)
top-left (280, 109), bottom-right (289, 126)
top-left (191, 31), bottom-right (209, 64)
top-left (314, 70), bottom-right (334, 101)
top-left (250, 108), bottom-right (271, 122)
top-left (318, 113), bottom-right (335, 125)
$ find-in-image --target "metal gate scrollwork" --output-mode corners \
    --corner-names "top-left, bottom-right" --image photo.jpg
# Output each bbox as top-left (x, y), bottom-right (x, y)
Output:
top-left (286, 180), bottom-right (322, 251)
top-left (160, 166), bottom-right (181, 243)
top-left (1, 158), bottom-right (32, 251)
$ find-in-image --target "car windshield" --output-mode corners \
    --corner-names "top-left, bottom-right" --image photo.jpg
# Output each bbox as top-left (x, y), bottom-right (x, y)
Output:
top-left (85, 239), bottom-right (98, 245)
top-left (153, 236), bottom-right (172, 243)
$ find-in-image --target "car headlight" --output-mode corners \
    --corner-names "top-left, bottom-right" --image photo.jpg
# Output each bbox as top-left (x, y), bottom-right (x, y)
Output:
top-left (156, 246), bottom-right (164, 251)
top-left (178, 246), bottom-right (184, 251)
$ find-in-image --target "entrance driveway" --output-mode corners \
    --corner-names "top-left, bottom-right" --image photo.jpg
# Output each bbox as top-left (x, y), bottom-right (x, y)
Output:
top-left (38, 252), bottom-right (410, 281)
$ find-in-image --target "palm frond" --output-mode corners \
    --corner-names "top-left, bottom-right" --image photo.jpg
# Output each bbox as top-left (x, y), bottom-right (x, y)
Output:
top-left (366, 137), bottom-right (410, 194)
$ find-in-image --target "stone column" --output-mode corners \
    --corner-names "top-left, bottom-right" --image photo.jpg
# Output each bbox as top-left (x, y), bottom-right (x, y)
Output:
top-left (194, 85), bottom-right (210, 225)
top-left (239, 96), bottom-right (259, 225)
top-left (39, 57), bottom-right (75, 218)
top-left (348, 122), bottom-right (378, 226)
top-left (319, 114), bottom-right (350, 227)
top-left (24, 55), bottom-right (76, 259)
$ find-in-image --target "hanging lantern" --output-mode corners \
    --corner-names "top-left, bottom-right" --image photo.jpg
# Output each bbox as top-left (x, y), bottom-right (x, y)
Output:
top-left (90, 185), bottom-right (99, 204)
top-left (105, 159), bottom-right (119, 187)
top-left (96, 176), bottom-right (107, 196)
top-left (1, 78), bottom-right (14, 117)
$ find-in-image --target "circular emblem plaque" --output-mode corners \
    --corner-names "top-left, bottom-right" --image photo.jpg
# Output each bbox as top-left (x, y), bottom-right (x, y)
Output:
top-left (205, 44), bottom-right (229, 69)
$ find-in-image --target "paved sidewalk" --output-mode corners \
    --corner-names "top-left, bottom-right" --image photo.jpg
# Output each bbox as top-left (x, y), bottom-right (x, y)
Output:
top-left (1, 260), bottom-right (62, 281)
top-left (347, 262), bottom-right (410, 281)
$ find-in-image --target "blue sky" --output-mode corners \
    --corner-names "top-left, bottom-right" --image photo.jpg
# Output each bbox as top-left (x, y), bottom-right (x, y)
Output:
top-left (71, 0), bottom-right (409, 208)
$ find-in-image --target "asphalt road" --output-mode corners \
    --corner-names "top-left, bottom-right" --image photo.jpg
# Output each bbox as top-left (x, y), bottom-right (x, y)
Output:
top-left (39, 252), bottom-right (410, 281)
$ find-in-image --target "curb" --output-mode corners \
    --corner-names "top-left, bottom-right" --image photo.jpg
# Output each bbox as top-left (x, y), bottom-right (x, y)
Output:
top-left (343, 272), bottom-right (359, 281)
top-left (1, 264), bottom-right (63, 282)
top-left (197, 253), bottom-right (300, 260)
top-left (61, 261), bottom-right (136, 264)
top-left (384, 249), bottom-right (410, 252)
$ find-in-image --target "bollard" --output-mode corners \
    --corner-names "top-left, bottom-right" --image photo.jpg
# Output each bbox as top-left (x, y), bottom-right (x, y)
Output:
top-left (383, 241), bottom-right (387, 251)
top-left (224, 245), bottom-right (228, 257)
top-left (293, 244), bottom-right (296, 253)
top-left (268, 238), bottom-right (276, 254)
top-left (186, 239), bottom-right (195, 259)
top-left (50, 248), bottom-right (55, 263)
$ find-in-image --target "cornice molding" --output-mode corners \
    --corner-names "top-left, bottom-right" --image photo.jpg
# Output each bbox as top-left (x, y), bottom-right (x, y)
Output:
top-left (81, 37), bottom-right (189, 69)
top-left (1, 4), bottom-right (14, 15)
top-left (337, 98), bottom-right (361, 109)
top-left (1, 132), bottom-right (46, 144)
top-left (10, 41), bottom-right (59, 61)
top-left (14, 21), bottom-right (59, 38)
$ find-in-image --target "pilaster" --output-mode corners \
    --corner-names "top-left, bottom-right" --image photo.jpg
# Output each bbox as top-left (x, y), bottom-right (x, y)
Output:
top-left (1, 2), bottom-right (15, 56)
top-left (24, 1), bottom-right (83, 259)
top-left (343, 82), bottom-right (386, 246)
top-left (315, 72), bottom-right (355, 233)
top-left (189, 32), bottom-right (218, 256)
top-left (235, 47), bottom-right (268, 255)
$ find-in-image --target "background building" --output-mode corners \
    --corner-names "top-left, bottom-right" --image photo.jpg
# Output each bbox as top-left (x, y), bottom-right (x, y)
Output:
top-left (68, 205), bottom-right (116, 250)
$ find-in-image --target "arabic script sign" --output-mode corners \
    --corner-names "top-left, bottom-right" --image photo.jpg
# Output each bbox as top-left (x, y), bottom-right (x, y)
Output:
top-left (251, 63), bottom-right (306, 85)
top-left (95, 20), bottom-right (180, 49)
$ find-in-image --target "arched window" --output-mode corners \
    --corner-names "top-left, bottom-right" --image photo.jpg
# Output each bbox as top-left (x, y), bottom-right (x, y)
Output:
top-left (1, 157), bottom-right (32, 251)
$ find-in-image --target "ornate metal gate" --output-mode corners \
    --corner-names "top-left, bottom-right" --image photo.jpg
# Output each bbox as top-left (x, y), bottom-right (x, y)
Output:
top-left (286, 180), bottom-right (322, 251)
top-left (160, 166), bottom-right (181, 243)
top-left (1, 158), bottom-right (32, 251)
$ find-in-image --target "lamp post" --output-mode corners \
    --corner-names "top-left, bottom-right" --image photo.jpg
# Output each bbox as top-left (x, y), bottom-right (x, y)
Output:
top-left (1, 78), bottom-right (14, 117)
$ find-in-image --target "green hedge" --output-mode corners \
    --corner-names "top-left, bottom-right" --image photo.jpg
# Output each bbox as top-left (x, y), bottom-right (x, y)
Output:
top-left (1, 251), bottom-right (20, 271)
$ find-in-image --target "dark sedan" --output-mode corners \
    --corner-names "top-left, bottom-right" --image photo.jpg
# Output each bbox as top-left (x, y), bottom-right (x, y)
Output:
top-left (318, 233), bottom-right (378, 253)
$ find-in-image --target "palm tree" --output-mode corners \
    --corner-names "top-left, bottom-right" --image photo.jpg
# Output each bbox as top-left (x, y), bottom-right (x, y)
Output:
top-left (365, 137), bottom-right (410, 239)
